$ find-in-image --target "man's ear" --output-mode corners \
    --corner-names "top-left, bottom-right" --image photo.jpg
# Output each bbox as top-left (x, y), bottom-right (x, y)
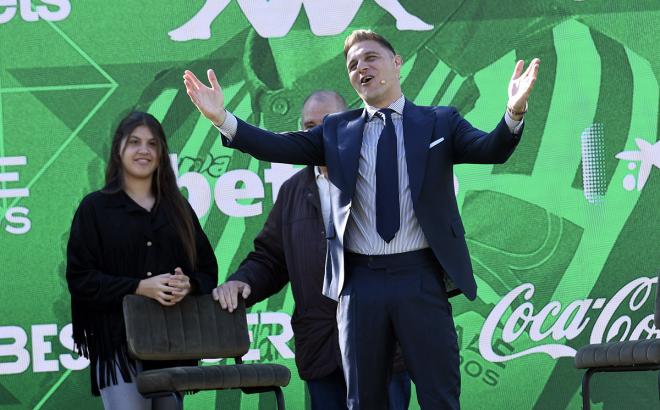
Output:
top-left (394, 54), bottom-right (403, 73)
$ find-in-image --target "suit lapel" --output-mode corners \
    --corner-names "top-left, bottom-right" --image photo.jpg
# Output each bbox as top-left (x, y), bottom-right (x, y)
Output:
top-left (336, 113), bottom-right (366, 201)
top-left (402, 100), bottom-right (435, 202)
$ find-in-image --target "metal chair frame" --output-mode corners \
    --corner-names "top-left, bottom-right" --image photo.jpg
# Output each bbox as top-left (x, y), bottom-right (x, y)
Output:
top-left (580, 361), bottom-right (660, 409)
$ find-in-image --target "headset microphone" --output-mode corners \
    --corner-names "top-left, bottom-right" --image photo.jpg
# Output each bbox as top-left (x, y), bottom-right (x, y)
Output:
top-left (380, 79), bottom-right (386, 84)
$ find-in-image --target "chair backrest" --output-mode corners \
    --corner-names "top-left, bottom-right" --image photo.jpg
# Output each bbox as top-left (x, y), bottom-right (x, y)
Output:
top-left (123, 294), bottom-right (250, 361)
top-left (656, 270), bottom-right (659, 328)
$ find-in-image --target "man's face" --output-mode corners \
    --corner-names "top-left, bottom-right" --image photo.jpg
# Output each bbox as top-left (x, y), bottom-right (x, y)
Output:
top-left (301, 98), bottom-right (342, 130)
top-left (346, 40), bottom-right (402, 108)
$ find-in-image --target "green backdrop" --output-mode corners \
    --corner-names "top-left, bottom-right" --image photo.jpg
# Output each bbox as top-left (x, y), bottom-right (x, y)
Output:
top-left (1, 1), bottom-right (659, 409)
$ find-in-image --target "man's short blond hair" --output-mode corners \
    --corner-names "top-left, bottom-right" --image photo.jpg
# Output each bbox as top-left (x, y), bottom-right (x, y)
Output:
top-left (343, 29), bottom-right (396, 59)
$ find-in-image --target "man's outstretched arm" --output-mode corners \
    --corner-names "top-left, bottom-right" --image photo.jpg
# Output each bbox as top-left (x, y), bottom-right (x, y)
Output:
top-left (452, 58), bottom-right (540, 164)
top-left (184, 69), bottom-right (325, 165)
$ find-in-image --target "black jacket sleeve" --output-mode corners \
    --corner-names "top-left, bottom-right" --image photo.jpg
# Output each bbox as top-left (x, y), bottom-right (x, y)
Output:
top-left (228, 185), bottom-right (290, 306)
top-left (65, 197), bottom-right (140, 307)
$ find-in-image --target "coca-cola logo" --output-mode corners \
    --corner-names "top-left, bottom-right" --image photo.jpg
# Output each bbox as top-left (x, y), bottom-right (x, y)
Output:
top-left (479, 276), bottom-right (659, 363)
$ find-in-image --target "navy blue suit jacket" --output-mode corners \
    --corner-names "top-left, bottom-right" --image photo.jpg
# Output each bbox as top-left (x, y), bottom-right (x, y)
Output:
top-left (222, 100), bottom-right (523, 301)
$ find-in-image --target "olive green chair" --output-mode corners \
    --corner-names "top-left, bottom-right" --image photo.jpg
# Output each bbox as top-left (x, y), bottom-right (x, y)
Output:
top-left (123, 294), bottom-right (291, 409)
top-left (574, 275), bottom-right (660, 409)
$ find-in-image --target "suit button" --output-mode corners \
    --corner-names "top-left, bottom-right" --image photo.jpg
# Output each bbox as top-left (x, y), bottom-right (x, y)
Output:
top-left (321, 230), bottom-right (325, 236)
top-left (146, 241), bottom-right (152, 247)
top-left (146, 271), bottom-right (152, 277)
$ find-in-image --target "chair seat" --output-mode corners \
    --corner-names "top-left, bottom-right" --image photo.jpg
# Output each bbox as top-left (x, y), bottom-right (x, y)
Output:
top-left (137, 364), bottom-right (291, 395)
top-left (574, 339), bottom-right (660, 369)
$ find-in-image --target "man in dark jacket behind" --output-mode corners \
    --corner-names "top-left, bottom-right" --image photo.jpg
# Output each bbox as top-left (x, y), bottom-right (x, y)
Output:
top-left (213, 90), bottom-right (410, 410)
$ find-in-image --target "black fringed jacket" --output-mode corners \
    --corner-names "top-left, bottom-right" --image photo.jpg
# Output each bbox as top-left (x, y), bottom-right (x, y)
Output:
top-left (66, 189), bottom-right (218, 395)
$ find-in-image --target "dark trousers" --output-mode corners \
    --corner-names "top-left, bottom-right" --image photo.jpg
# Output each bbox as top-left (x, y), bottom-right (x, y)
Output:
top-left (307, 367), bottom-right (412, 410)
top-left (338, 249), bottom-right (460, 410)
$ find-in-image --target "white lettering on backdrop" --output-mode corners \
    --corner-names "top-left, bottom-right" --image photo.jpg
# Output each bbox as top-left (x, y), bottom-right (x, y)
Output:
top-left (480, 276), bottom-right (659, 363)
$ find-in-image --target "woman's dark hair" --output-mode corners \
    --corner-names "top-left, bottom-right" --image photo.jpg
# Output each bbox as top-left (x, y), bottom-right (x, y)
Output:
top-left (104, 111), bottom-right (197, 268)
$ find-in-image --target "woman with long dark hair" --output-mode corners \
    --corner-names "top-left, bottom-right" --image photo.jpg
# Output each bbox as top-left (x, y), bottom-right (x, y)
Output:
top-left (66, 111), bottom-right (218, 409)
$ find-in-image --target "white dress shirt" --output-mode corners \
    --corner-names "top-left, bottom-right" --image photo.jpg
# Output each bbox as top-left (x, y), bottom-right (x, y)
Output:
top-left (314, 167), bottom-right (332, 232)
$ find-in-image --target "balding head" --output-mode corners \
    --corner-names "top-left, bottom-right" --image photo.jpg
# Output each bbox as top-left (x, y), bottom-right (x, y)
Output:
top-left (301, 90), bottom-right (347, 130)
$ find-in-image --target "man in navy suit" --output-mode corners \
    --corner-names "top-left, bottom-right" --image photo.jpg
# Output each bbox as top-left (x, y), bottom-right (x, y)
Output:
top-left (213, 90), bottom-right (411, 410)
top-left (184, 29), bottom-right (540, 409)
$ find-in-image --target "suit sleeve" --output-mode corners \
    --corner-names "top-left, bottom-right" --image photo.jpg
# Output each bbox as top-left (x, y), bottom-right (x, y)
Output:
top-left (227, 185), bottom-right (290, 307)
top-left (222, 118), bottom-right (326, 166)
top-left (449, 107), bottom-right (524, 165)
top-left (187, 208), bottom-right (219, 295)
top-left (66, 198), bottom-right (140, 306)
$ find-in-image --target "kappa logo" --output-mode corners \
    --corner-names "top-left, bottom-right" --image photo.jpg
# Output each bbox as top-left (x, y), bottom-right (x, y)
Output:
top-left (168, 0), bottom-right (433, 41)
top-left (616, 138), bottom-right (660, 191)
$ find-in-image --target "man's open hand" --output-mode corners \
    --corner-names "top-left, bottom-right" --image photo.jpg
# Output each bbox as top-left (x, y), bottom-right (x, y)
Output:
top-left (507, 58), bottom-right (540, 119)
top-left (212, 280), bottom-right (251, 312)
top-left (183, 69), bottom-right (227, 126)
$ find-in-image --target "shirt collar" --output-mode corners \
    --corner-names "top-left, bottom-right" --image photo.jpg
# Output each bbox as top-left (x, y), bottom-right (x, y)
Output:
top-left (104, 188), bottom-right (153, 213)
top-left (104, 188), bottom-right (130, 208)
top-left (364, 95), bottom-right (406, 121)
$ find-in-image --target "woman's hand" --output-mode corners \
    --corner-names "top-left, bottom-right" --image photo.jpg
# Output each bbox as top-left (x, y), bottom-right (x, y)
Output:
top-left (168, 267), bottom-right (193, 304)
top-left (135, 273), bottom-right (177, 306)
